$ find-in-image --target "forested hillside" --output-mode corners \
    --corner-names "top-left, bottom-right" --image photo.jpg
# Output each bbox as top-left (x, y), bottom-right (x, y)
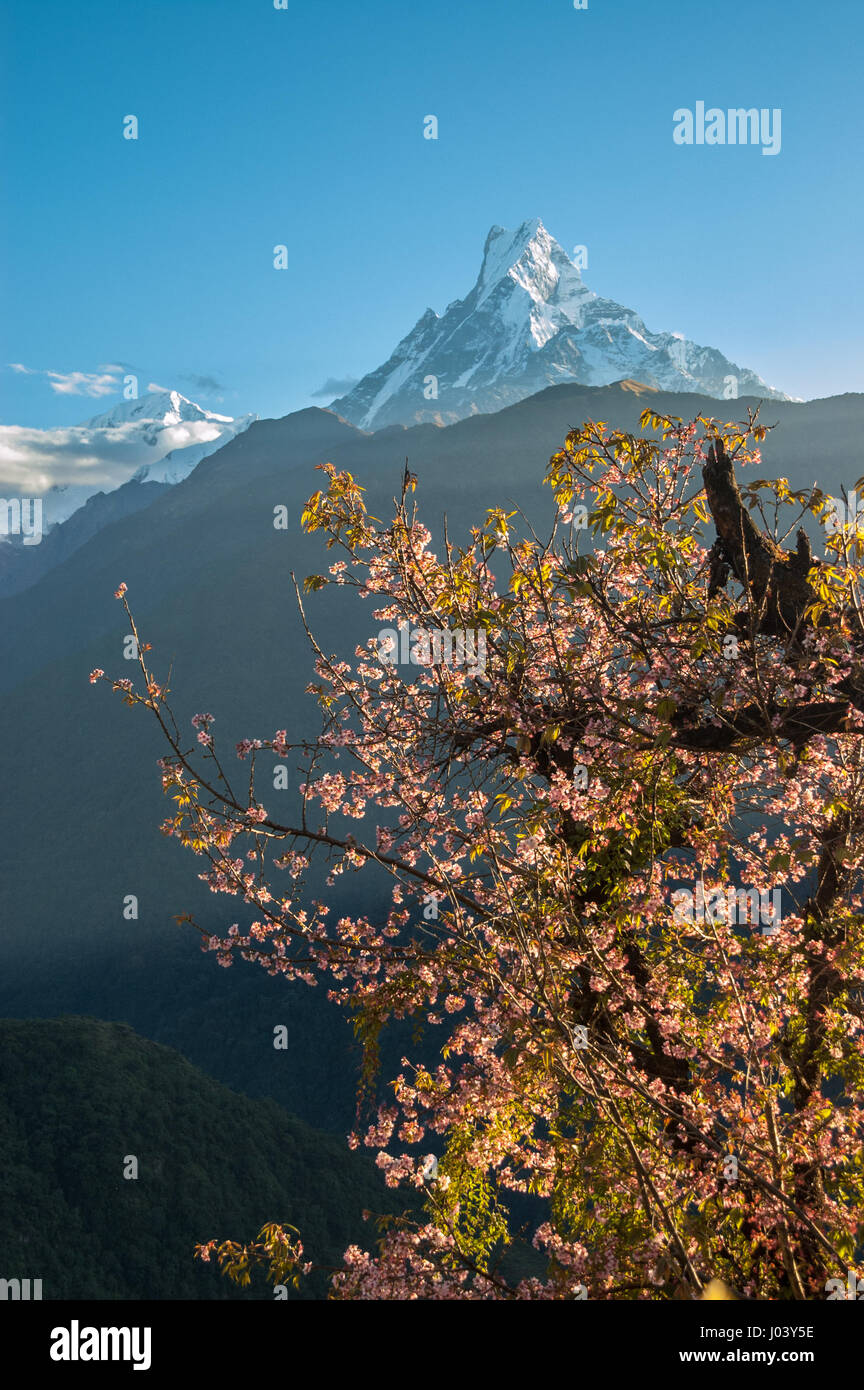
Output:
top-left (0, 1017), bottom-right (410, 1299)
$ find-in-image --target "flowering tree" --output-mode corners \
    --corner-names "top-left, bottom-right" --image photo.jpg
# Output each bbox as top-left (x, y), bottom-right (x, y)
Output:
top-left (92, 407), bottom-right (864, 1299)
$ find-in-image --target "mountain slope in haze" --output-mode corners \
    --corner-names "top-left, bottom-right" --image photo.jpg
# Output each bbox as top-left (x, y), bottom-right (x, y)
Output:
top-left (0, 407), bottom-right (388, 1132)
top-left (0, 477), bottom-right (170, 597)
top-left (0, 1016), bottom-right (404, 1299)
top-left (0, 382), bottom-right (861, 1134)
top-left (331, 220), bottom-right (791, 430)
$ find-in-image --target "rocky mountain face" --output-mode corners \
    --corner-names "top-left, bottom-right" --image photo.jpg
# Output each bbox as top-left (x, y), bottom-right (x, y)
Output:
top-left (331, 219), bottom-right (791, 429)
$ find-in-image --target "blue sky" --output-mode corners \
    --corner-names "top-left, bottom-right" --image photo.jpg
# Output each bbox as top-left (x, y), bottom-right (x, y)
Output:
top-left (1, 0), bottom-right (861, 432)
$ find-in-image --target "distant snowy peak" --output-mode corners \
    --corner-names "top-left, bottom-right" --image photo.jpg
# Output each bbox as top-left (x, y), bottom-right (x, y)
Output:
top-left (30, 392), bottom-right (257, 530)
top-left (130, 411), bottom-right (257, 486)
top-left (331, 219), bottom-right (791, 430)
top-left (84, 389), bottom-right (235, 432)
top-left (478, 219), bottom-right (589, 313)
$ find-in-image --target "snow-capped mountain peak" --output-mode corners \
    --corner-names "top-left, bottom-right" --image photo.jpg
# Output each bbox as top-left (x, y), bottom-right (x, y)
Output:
top-left (330, 219), bottom-right (791, 430)
top-left (478, 218), bottom-right (583, 305)
top-left (78, 389), bottom-right (257, 497)
top-left (84, 389), bottom-right (234, 432)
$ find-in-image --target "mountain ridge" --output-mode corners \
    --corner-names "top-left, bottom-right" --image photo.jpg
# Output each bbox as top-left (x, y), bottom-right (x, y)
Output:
top-left (331, 218), bottom-right (792, 429)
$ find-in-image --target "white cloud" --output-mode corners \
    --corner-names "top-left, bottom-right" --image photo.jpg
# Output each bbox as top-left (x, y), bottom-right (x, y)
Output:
top-left (46, 371), bottom-right (119, 397)
top-left (8, 363), bottom-right (121, 396)
top-left (0, 415), bottom-right (235, 510)
top-left (0, 426), bottom-right (137, 492)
